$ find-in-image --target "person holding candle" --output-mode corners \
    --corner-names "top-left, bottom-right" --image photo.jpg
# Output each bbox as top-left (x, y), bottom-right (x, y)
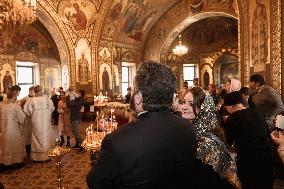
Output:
top-left (87, 61), bottom-right (234, 189)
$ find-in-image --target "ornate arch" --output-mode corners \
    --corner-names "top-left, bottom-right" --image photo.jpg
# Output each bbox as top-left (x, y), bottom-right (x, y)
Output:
top-left (143, 0), bottom-right (245, 83)
top-left (160, 12), bottom-right (237, 52)
top-left (37, 3), bottom-right (70, 68)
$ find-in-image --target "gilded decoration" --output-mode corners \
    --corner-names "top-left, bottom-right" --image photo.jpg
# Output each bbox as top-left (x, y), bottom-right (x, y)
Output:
top-left (98, 47), bottom-right (112, 61)
top-left (199, 49), bottom-right (238, 85)
top-left (0, 55), bottom-right (16, 92)
top-left (143, 0), bottom-right (239, 62)
top-left (75, 39), bottom-right (91, 84)
top-left (37, 0), bottom-right (110, 92)
top-left (238, 0), bottom-right (248, 84)
top-left (271, 0), bottom-right (281, 93)
top-left (24, 0), bottom-right (281, 95)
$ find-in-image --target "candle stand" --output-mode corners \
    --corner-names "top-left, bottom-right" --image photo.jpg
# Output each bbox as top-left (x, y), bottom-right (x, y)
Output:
top-left (48, 143), bottom-right (71, 189)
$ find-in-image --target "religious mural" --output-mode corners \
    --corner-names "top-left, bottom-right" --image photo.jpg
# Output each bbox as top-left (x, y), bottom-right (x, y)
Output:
top-left (113, 65), bottom-right (119, 95)
top-left (143, 0), bottom-right (238, 61)
top-left (44, 67), bottom-right (59, 90)
top-left (75, 39), bottom-right (91, 83)
top-left (220, 62), bottom-right (238, 85)
top-left (200, 64), bottom-right (213, 86)
top-left (113, 0), bottom-right (171, 44)
top-left (213, 54), bottom-right (239, 85)
top-left (99, 63), bottom-right (111, 92)
top-left (62, 65), bottom-right (69, 90)
top-left (173, 17), bottom-right (238, 52)
top-left (250, 0), bottom-right (269, 72)
top-left (0, 63), bottom-right (14, 93)
top-left (57, 0), bottom-right (96, 31)
top-left (0, 21), bottom-right (59, 60)
top-left (98, 47), bottom-right (111, 61)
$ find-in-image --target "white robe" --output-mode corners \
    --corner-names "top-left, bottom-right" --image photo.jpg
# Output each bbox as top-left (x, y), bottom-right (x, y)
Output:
top-left (25, 95), bottom-right (55, 161)
top-left (22, 96), bottom-right (33, 145)
top-left (0, 102), bottom-right (26, 165)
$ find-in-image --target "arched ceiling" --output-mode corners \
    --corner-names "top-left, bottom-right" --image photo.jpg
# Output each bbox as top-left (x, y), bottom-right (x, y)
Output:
top-left (0, 16), bottom-right (60, 62)
top-left (102, 0), bottom-right (178, 46)
top-left (170, 16), bottom-right (238, 55)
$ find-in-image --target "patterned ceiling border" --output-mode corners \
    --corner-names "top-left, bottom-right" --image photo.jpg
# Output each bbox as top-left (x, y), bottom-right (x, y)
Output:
top-left (271, 0), bottom-right (281, 93)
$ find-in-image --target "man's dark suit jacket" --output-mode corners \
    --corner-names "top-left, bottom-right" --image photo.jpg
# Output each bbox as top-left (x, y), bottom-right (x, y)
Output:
top-left (86, 110), bottom-right (235, 189)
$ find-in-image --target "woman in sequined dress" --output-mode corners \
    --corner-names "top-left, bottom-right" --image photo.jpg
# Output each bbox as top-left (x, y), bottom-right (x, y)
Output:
top-left (178, 87), bottom-right (232, 176)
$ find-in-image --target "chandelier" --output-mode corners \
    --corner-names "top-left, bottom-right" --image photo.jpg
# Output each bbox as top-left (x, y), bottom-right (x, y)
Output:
top-left (172, 35), bottom-right (188, 56)
top-left (0, 0), bottom-right (37, 28)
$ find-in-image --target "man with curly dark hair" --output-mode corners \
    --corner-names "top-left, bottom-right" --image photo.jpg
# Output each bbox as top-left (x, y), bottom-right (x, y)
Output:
top-left (86, 61), bottom-right (234, 189)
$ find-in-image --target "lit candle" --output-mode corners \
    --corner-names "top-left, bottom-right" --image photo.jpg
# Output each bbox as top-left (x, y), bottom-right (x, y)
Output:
top-left (106, 92), bottom-right (108, 96)
top-left (86, 129), bottom-right (90, 143)
top-left (90, 124), bottom-right (93, 134)
top-left (110, 108), bottom-right (114, 126)
top-left (97, 117), bottom-right (99, 132)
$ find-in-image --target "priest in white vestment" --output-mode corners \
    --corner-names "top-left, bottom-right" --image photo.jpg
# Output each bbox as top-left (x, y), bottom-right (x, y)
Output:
top-left (22, 86), bottom-right (34, 154)
top-left (25, 85), bottom-right (55, 162)
top-left (0, 90), bottom-right (26, 166)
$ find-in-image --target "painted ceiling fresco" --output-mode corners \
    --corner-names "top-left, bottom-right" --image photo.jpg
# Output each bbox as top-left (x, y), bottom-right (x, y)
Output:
top-left (170, 16), bottom-right (238, 53)
top-left (109, 0), bottom-right (178, 45)
top-left (0, 20), bottom-right (60, 60)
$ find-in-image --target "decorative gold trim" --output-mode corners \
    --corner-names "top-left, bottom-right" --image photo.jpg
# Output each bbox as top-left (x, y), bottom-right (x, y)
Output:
top-left (271, 0), bottom-right (281, 93)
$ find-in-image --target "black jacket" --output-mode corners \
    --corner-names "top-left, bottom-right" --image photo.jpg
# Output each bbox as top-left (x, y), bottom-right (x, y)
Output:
top-left (87, 110), bottom-right (235, 189)
top-left (66, 96), bottom-right (83, 121)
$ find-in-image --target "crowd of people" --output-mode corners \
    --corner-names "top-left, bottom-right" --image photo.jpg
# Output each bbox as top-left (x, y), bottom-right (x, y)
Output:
top-left (1, 61), bottom-right (284, 189)
top-left (88, 61), bottom-right (284, 189)
top-left (0, 85), bottom-right (87, 171)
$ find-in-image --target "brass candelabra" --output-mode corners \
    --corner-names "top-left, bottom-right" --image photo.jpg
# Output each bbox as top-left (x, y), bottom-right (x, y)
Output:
top-left (48, 142), bottom-right (70, 189)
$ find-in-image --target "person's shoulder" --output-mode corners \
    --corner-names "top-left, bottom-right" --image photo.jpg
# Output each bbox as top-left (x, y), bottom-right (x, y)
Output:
top-left (13, 103), bottom-right (23, 110)
top-left (264, 85), bottom-right (279, 94)
top-left (170, 112), bottom-right (192, 125)
top-left (105, 122), bottom-right (137, 142)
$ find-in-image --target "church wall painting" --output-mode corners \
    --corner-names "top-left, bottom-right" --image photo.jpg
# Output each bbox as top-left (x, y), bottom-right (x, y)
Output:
top-left (75, 39), bottom-right (91, 84)
top-left (249, 0), bottom-right (270, 72)
top-left (57, 0), bottom-right (96, 31)
top-left (99, 63), bottom-right (112, 92)
top-left (62, 64), bottom-right (69, 90)
top-left (0, 63), bottom-right (15, 93)
top-left (0, 21), bottom-right (60, 60)
top-left (115, 0), bottom-right (171, 44)
top-left (44, 67), bottom-right (59, 91)
top-left (200, 64), bottom-right (213, 86)
top-left (113, 65), bottom-right (119, 95)
top-left (220, 62), bottom-right (238, 85)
